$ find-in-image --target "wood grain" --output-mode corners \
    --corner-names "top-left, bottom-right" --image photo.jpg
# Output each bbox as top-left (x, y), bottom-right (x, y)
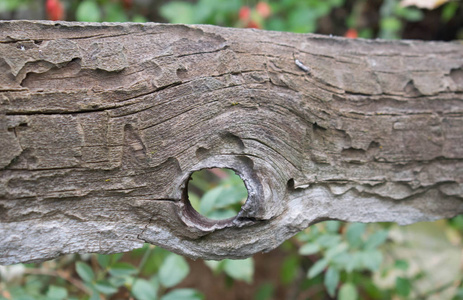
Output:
top-left (1, 21), bottom-right (462, 264)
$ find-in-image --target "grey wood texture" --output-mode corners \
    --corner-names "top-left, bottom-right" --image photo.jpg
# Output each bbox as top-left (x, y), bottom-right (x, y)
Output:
top-left (1, 21), bottom-right (462, 265)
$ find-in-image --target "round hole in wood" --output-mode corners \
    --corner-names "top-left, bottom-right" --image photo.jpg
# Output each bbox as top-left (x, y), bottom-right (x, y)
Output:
top-left (187, 168), bottom-right (248, 221)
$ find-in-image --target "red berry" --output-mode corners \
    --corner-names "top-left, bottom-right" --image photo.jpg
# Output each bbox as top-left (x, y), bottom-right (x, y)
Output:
top-left (246, 20), bottom-right (261, 29)
top-left (256, 2), bottom-right (271, 18)
top-left (46, 0), bottom-right (64, 21)
top-left (239, 6), bottom-right (251, 21)
top-left (345, 28), bottom-right (358, 39)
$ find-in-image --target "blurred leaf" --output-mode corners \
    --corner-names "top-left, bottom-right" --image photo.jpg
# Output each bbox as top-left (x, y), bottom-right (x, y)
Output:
top-left (160, 288), bottom-right (203, 300)
top-left (325, 221), bottom-right (342, 233)
top-left (132, 279), bottom-right (158, 300)
top-left (199, 186), bottom-right (224, 215)
top-left (346, 223), bottom-right (366, 248)
top-left (207, 209), bottom-right (237, 220)
top-left (325, 242), bottom-right (348, 260)
top-left (288, 8), bottom-right (317, 33)
top-left (308, 258), bottom-right (328, 279)
top-left (188, 192), bottom-right (201, 212)
top-left (108, 276), bottom-right (127, 287)
top-left (280, 255), bottom-right (299, 285)
top-left (330, 251), bottom-right (351, 269)
top-left (110, 253), bottom-right (124, 264)
top-left (133, 15), bottom-right (148, 23)
top-left (108, 262), bottom-right (138, 278)
top-left (454, 288), bottom-right (463, 299)
top-left (360, 250), bottom-right (383, 271)
top-left (324, 267), bottom-right (340, 297)
top-left (104, 3), bottom-right (128, 22)
top-left (89, 292), bottom-right (101, 300)
top-left (94, 281), bottom-right (118, 295)
top-left (141, 247), bottom-right (170, 275)
top-left (339, 283), bottom-right (358, 300)
top-left (76, 262), bottom-right (95, 283)
top-left (46, 285), bottom-right (68, 300)
top-left (380, 17), bottom-right (402, 32)
top-left (396, 6), bottom-right (424, 21)
top-left (441, 2), bottom-right (459, 22)
top-left (394, 259), bottom-right (409, 271)
top-left (223, 258), bottom-right (254, 283)
top-left (396, 276), bottom-right (411, 297)
top-left (254, 282), bottom-right (274, 300)
top-left (299, 243), bottom-right (320, 255)
top-left (160, 2), bottom-right (195, 24)
top-left (204, 260), bottom-right (222, 273)
top-left (267, 17), bottom-right (286, 31)
top-left (97, 254), bottom-right (110, 269)
top-left (76, 0), bottom-right (101, 22)
top-left (316, 234), bottom-right (342, 248)
top-left (159, 254), bottom-right (190, 288)
top-left (346, 252), bottom-right (363, 272)
top-left (364, 230), bottom-right (389, 250)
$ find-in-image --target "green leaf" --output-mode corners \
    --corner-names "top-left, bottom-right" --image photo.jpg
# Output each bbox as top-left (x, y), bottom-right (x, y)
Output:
top-left (94, 281), bottom-right (118, 295)
top-left (364, 230), bottom-right (388, 250)
top-left (325, 242), bottom-right (348, 261)
top-left (132, 279), bottom-right (158, 300)
top-left (89, 292), bottom-right (101, 300)
top-left (395, 277), bottom-right (411, 297)
top-left (104, 3), bottom-right (128, 22)
top-left (394, 259), bottom-right (409, 271)
top-left (204, 260), bottom-right (222, 273)
top-left (76, 262), bottom-right (95, 283)
top-left (254, 282), bottom-right (274, 300)
top-left (380, 17), bottom-right (402, 32)
top-left (307, 258), bottom-right (328, 279)
top-left (132, 15), bottom-right (148, 23)
top-left (316, 234), bottom-right (341, 248)
top-left (360, 250), bottom-right (383, 271)
top-left (199, 186), bottom-right (224, 215)
top-left (441, 2), bottom-right (459, 22)
top-left (324, 267), bottom-right (340, 297)
top-left (76, 0), bottom-right (102, 22)
top-left (223, 258), bottom-right (254, 283)
top-left (109, 276), bottom-right (127, 287)
top-left (110, 253), bottom-right (124, 264)
top-left (159, 254), bottom-right (190, 288)
top-left (280, 256), bottom-right (299, 285)
top-left (346, 252), bottom-right (362, 272)
top-left (345, 223), bottom-right (366, 248)
top-left (46, 285), bottom-right (68, 300)
top-left (160, 2), bottom-right (195, 24)
top-left (160, 288), bottom-right (203, 300)
top-left (97, 254), bottom-right (111, 269)
top-left (207, 209), bottom-right (237, 220)
top-left (325, 221), bottom-right (342, 233)
top-left (299, 243), bottom-right (320, 255)
top-left (108, 262), bottom-right (138, 278)
top-left (339, 283), bottom-right (358, 300)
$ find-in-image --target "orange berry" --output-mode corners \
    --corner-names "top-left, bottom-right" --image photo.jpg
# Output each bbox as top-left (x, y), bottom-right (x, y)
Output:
top-left (256, 2), bottom-right (271, 18)
top-left (239, 6), bottom-right (251, 21)
top-left (345, 28), bottom-right (358, 39)
top-left (46, 0), bottom-right (64, 21)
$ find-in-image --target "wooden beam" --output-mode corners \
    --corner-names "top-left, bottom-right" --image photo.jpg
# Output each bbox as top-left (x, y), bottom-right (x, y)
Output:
top-left (1, 21), bottom-right (462, 265)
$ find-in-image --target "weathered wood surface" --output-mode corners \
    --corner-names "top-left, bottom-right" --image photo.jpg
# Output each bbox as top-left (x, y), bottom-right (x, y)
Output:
top-left (1, 21), bottom-right (462, 265)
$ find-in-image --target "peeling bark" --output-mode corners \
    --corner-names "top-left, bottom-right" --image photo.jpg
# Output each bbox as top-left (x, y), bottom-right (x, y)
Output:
top-left (1, 21), bottom-right (462, 265)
